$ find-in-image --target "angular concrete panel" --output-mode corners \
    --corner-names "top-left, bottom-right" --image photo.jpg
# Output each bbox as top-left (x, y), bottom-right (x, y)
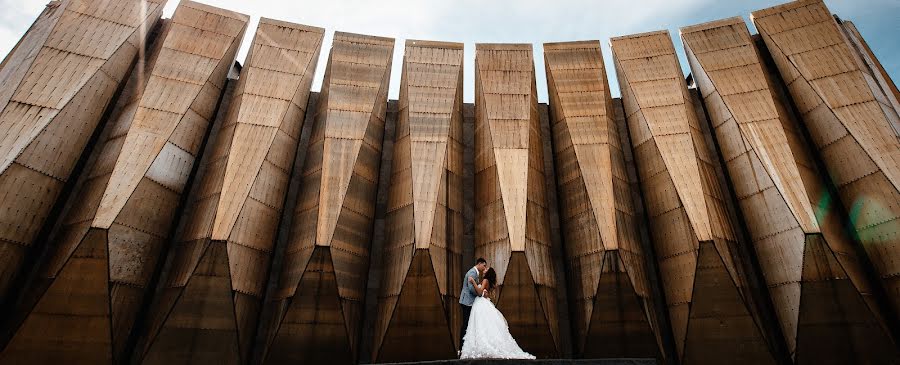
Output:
top-left (682, 17), bottom-right (899, 364)
top-left (264, 31), bottom-right (393, 365)
top-left (610, 30), bottom-right (777, 365)
top-left (139, 19), bottom-right (323, 364)
top-left (0, 2), bottom-right (248, 363)
top-left (752, 0), bottom-right (900, 315)
top-left (0, 0), bottom-right (166, 301)
top-left (544, 40), bottom-right (663, 359)
top-left (474, 43), bottom-right (560, 358)
top-left (372, 39), bottom-right (465, 363)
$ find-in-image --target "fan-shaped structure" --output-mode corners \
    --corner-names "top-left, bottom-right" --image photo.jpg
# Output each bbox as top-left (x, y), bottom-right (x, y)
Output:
top-left (681, 17), bottom-right (899, 364)
top-left (545, 40), bottom-right (663, 359)
top-left (263, 31), bottom-right (393, 365)
top-left (610, 30), bottom-right (777, 365)
top-left (473, 43), bottom-right (560, 358)
top-left (139, 18), bottom-right (323, 365)
top-left (0, 2), bottom-right (248, 363)
top-left (752, 0), bottom-right (900, 317)
top-left (371, 39), bottom-right (465, 363)
top-left (0, 0), bottom-right (166, 300)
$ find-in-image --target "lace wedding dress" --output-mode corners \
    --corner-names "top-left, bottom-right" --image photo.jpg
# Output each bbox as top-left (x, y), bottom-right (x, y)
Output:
top-left (460, 294), bottom-right (536, 360)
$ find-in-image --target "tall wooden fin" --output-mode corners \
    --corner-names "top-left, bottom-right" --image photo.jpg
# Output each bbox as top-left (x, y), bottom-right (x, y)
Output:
top-left (753, 0), bottom-right (900, 315)
top-left (474, 43), bottom-right (560, 357)
top-left (265, 31), bottom-right (393, 364)
top-left (0, 0), bottom-right (166, 301)
top-left (611, 30), bottom-right (777, 364)
top-left (372, 39), bottom-right (464, 363)
top-left (681, 16), bottom-right (897, 362)
top-left (138, 19), bottom-right (323, 364)
top-left (544, 40), bottom-right (662, 359)
top-left (2, 3), bottom-right (248, 363)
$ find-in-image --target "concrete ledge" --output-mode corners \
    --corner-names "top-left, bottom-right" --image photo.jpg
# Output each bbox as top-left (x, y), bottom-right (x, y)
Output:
top-left (378, 359), bottom-right (657, 365)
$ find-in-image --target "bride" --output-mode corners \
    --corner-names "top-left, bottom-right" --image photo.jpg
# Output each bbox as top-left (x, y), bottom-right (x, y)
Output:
top-left (460, 267), bottom-right (536, 360)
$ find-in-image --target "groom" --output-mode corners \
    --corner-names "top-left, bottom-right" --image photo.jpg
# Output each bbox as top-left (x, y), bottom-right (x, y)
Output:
top-left (459, 257), bottom-right (488, 345)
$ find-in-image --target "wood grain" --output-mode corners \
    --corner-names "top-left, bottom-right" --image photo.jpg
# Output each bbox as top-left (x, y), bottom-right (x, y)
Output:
top-left (265, 31), bottom-right (393, 365)
top-left (372, 39), bottom-right (464, 362)
top-left (611, 30), bottom-right (776, 365)
top-left (139, 19), bottom-right (323, 365)
top-left (1, 2), bottom-right (247, 363)
top-left (474, 43), bottom-right (560, 358)
top-left (544, 40), bottom-right (662, 359)
top-left (681, 16), bottom-right (899, 363)
top-left (752, 0), bottom-right (900, 319)
top-left (0, 0), bottom-right (165, 301)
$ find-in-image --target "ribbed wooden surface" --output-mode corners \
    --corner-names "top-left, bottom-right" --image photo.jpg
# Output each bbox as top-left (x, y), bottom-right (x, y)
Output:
top-left (0, 0), bottom-right (164, 300)
top-left (266, 31), bottom-right (393, 364)
top-left (372, 39), bottom-right (464, 362)
top-left (474, 43), bottom-right (560, 358)
top-left (611, 30), bottom-right (775, 364)
top-left (139, 19), bottom-right (323, 364)
top-left (544, 40), bottom-right (660, 358)
top-left (1, 2), bottom-right (247, 363)
top-left (752, 0), bottom-right (900, 317)
top-left (682, 16), bottom-right (898, 363)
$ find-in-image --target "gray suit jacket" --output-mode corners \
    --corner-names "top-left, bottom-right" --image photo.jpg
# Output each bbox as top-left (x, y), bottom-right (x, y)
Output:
top-left (459, 266), bottom-right (480, 306)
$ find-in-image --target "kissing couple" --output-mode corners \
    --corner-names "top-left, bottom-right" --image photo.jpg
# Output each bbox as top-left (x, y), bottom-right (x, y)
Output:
top-left (457, 258), bottom-right (535, 360)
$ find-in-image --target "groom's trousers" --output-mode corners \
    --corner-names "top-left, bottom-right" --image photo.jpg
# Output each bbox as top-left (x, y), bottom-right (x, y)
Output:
top-left (460, 303), bottom-right (472, 345)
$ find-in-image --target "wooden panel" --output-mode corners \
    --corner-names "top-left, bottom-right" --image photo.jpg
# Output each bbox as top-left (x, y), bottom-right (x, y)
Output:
top-left (611, 30), bottom-right (776, 364)
top-left (752, 0), bottom-right (900, 318)
top-left (473, 43), bottom-right (560, 356)
top-left (839, 21), bottom-right (900, 124)
top-left (0, 0), bottom-right (165, 300)
top-left (372, 39), bottom-right (464, 363)
top-left (681, 17), bottom-right (898, 363)
top-left (266, 31), bottom-right (393, 365)
top-left (2, 3), bottom-right (247, 364)
top-left (544, 40), bottom-right (661, 358)
top-left (139, 19), bottom-right (323, 364)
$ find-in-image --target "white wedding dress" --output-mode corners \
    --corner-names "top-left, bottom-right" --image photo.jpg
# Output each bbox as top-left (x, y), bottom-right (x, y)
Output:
top-left (460, 294), bottom-right (536, 360)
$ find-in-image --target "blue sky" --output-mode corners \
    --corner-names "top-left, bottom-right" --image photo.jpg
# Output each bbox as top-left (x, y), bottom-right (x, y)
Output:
top-left (1, 0), bottom-right (897, 102)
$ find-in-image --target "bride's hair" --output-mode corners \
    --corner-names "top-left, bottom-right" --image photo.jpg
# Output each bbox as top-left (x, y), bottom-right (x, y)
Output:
top-left (484, 267), bottom-right (497, 289)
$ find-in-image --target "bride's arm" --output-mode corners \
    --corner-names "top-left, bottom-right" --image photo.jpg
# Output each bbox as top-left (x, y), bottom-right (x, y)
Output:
top-left (479, 279), bottom-right (490, 298)
top-left (468, 276), bottom-right (487, 295)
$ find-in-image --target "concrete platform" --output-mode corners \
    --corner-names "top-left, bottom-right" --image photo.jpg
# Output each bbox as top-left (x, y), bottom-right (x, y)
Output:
top-left (378, 359), bottom-right (657, 365)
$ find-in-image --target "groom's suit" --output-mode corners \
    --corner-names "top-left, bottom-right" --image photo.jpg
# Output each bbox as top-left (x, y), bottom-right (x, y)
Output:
top-left (459, 266), bottom-right (480, 345)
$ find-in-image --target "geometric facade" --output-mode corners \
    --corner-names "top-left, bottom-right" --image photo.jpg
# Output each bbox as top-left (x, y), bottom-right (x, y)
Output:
top-left (544, 40), bottom-right (663, 359)
top-left (474, 43), bottom-right (560, 358)
top-left (263, 32), bottom-right (393, 365)
top-left (752, 0), bottom-right (900, 318)
top-left (0, 0), bottom-right (165, 300)
top-left (139, 19), bottom-right (323, 365)
top-left (0, 2), bottom-right (248, 363)
top-left (681, 16), bottom-right (900, 364)
top-left (372, 40), bottom-right (465, 363)
top-left (0, 0), bottom-right (897, 363)
top-left (610, 30), bottom-right (777, 365)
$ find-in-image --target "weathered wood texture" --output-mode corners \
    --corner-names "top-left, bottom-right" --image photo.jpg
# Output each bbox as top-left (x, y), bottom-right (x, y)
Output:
top-left (264, 31), bottom-right (393, 365)
top-left (610, 31), bottom-right (777, 365)
top-left (474, 43), bottom-right (560, 358)
top-left (752, 0), bottom-right (900, 317)
top-left (0, 0), bottom-right (165, 301)
top-left (372, 40), bottom-right (465, 363)
top-left (0, 2), bottom-right (247, 364)
top-left (838, 21), bottom-right (900, 136)
top-left (682, 17), bottom-right (900, 364)
top-left (544, 40), bottom-right (663, 359)
top-left (138, 19), bottom-right (323, 365)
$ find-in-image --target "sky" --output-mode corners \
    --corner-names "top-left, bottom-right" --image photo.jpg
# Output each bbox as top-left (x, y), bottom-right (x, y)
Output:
top-left (1, 0), bottom-right (897, 103)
